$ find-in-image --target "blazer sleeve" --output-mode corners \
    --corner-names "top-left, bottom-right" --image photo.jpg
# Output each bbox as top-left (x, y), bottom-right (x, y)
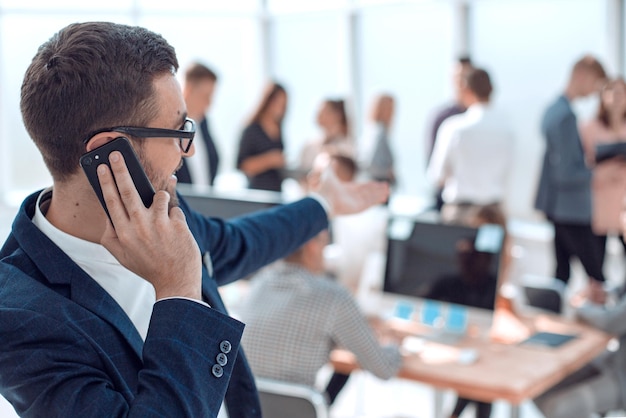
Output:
top-left (0, 298), bottom-right (243, 418)
top-left (182, 196), bottom-right (329, 286)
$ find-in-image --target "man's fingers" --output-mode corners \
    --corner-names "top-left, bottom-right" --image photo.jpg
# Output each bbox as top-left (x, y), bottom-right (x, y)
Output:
top-left (152, 191), bottom-right (171, 218)
top-left (97, 160), bottom-right (128, 223)
top-left (108, 151), bottom-right (145, 219)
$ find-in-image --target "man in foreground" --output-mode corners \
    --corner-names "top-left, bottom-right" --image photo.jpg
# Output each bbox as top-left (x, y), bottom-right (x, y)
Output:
top-left (0, 22), bottom-right (387, 417)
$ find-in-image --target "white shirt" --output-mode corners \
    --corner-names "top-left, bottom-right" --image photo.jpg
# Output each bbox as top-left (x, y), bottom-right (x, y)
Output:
top-left (427, 103), bottom-right (514, 205)
top-left (32, 189), bottom-right (156, 340)
top-left (186, 123), bottom-right (211, 186)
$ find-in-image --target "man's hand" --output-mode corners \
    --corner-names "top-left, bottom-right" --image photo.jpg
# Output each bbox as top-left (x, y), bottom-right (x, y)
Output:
top-left (97, 151), bottom-right (202, 301)
top-left (312, 165), bottom-right (390, 217)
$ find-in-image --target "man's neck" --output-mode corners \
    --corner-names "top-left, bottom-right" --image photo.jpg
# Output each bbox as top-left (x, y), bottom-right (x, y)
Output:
top-left (45, 179), bottom-right (109, 244)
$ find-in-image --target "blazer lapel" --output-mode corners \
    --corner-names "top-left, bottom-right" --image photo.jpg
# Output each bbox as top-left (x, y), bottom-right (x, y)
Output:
top-left (11, 193), bottom-right (144, 360)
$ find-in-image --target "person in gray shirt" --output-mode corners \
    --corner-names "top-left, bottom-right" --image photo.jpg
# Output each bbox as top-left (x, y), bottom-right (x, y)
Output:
top-left (239, 229), bottom-right (402, 405)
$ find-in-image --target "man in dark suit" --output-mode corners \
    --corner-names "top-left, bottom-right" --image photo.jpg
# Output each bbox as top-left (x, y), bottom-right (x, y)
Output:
top-left (535, 55), bottom-right (607, 285)
top-left (178, 62), bottom-right (220, 186)
top-left (0, 22), bottom-right (388, 418)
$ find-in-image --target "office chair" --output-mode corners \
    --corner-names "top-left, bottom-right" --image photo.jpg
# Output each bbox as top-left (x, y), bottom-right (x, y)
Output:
top-left (255, 377), bottom-right (329, 418)
top-left (521, 275), bottom-right (566, 314)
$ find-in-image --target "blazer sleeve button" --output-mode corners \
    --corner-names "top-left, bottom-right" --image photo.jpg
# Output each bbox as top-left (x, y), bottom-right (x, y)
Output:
top-left (212, 364), bottom-right (224, 378)
top-left (220, 340), bottom-right (232, 354)
top-left (216, 353), bottom-right (228, 366)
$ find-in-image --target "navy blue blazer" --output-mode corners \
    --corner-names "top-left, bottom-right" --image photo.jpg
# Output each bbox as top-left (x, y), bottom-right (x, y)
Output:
top-left (0, 190), bottom-right (328, 417)
top-left (534, 95), bottom-right (592, 224)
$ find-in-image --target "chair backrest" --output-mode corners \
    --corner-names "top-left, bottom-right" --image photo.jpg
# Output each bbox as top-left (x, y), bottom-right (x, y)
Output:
top-left (255, 377), bottom-right (329, 418)
top-left (521, 275), bottom-right (566, 314)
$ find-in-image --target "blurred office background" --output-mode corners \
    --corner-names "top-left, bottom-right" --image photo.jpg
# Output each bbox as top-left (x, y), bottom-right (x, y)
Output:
top-left (0, 0), bottom-right (624, 221)
top-left (1, 1), bottom-right (626, 417)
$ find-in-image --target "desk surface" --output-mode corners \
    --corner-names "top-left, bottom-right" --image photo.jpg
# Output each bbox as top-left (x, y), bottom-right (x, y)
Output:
top-left (331, 307), bottom-right (612, 405)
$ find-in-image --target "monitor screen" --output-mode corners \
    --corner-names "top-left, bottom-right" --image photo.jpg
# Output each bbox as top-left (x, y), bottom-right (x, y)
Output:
top-left (383, 216), bottom-right (505, 311)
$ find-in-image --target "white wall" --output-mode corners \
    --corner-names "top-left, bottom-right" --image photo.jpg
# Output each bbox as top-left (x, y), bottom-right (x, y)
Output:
top-left (0, 0), bottom-right (623, 222)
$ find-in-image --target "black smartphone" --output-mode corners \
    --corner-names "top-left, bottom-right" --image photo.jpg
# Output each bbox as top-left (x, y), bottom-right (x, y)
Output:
top-left (80, 136), bottom-right (155, 222)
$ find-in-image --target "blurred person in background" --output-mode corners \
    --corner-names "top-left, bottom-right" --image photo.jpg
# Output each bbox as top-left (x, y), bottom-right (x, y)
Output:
top-left (534, 252), bottom-right (626, 416)
top-left (309, 153), bottom-right (388, 294)
top-left (300, 98), bottom-right (354, 174)
top-left (427, 67), bottom-right (513, 228)
top-left (237, 81), bottom-right (287, 192)
top-left (534, 55), bottom-right (607, 285)
top-left (178, 62), bottom-right (220, 187)
top-left (579, 77), bottom-right (626, 265)
top-left (239, 228), bottom-right (402, 406)
top-left (359, 93), bottom-right (397, 186)
top-left (425, 55), bottom-right (474, 211)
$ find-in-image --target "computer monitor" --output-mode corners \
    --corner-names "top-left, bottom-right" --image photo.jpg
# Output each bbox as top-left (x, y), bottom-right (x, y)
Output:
top-left (177, 184), bottom-right (282, 219)
top-left (383, 215), bottom-right (505, 312)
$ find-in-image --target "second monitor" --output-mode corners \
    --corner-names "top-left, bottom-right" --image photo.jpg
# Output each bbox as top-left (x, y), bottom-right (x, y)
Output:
top-left (383, 215), bottom-right (505, 312)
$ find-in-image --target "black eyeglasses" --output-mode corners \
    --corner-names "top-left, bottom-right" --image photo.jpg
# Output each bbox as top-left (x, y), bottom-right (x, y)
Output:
top-left (84, 117), bottom-right (196, 153)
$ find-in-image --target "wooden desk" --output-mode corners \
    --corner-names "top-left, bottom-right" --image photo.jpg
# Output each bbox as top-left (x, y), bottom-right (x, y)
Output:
top-left (331, 307), bottom-right (612, 417)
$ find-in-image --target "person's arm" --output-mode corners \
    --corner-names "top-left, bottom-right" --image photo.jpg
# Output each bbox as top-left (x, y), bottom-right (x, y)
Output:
top-left (426, 121), bottom-right (455, 187)
top-left (330, 289), bottom-right (402, 380)
top-left (238, 150), bottom-right (285, 177)
top-left (236, 125), bottom-right (285, 177)
top-left (579, 121), bottom-right (597, 165)
top-left (184, 167), bottom-right (389, 286)
top-left (0, 295), bottom-right (243, 417)
top-left (186, 196), bottom-right (328, 285)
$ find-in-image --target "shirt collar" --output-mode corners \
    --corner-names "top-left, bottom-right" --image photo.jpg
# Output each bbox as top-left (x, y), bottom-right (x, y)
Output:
top-left (32, 188), bottom-right (118, 266)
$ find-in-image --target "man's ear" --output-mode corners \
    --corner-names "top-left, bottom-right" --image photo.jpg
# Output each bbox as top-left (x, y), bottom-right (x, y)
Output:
top-left (85, 132), bottom-right (118, 152)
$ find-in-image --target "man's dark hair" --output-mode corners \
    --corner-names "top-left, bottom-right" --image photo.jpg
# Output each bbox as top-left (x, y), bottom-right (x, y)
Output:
top-left (463, 68), bottom-right (493, 101)
top-left (20, 22), bottom-right (179, 181)
top-left (185, 62), bottom-right (218, 84)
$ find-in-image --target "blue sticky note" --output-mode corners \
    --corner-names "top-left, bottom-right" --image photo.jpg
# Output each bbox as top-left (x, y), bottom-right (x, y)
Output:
top-left (421, 300), bottom-right (442, 327)
top-left (447, 304), bottom-right (468, 333)
top-left (394, 301), bottom-right (414, 320)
